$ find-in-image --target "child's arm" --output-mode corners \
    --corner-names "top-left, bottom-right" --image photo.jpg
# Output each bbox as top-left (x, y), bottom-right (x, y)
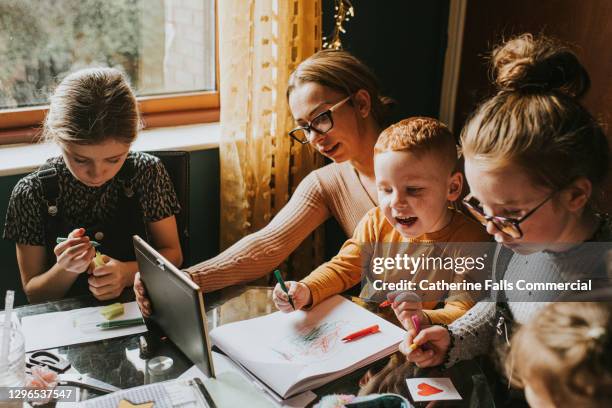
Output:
top-left (300, 213), bottom-right (375, 308)
top-left (89, 215), bottom-right (182, 301)
top-left (16, 229), bottom-right (95, 303)
top-left (422, 297), bottom-right (475, 325)
top-left (147, 215), bottom-right (183, 267)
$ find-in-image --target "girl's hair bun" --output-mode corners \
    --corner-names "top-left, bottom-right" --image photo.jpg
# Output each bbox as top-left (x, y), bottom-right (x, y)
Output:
top-left (491, 33), bottom-right (590, 98)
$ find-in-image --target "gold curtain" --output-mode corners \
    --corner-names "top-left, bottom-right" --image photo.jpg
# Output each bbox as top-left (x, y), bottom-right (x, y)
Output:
top-left (218, 0), bottom-right (325, 281)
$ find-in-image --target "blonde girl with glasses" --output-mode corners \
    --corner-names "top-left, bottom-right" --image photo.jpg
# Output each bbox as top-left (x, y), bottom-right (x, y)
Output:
top-left (400, 34), bottom-right (611, 402)
top-left (136, 50), bottom-right (394, 314)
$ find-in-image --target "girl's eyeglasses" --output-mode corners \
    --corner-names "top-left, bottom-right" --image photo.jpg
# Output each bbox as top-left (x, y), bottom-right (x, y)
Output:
top-left (462, 192), bottom-right (555, 239)
top-left (288, 95), bottom-right (352, 144)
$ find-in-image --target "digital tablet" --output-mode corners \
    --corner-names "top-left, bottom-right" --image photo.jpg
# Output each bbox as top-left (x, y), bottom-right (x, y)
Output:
top-left (133, 235), bottom-right (215, 378)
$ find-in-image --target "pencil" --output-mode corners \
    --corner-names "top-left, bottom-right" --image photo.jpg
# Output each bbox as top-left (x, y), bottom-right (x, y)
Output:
top-left (273, 269), bottom-right (295, 310)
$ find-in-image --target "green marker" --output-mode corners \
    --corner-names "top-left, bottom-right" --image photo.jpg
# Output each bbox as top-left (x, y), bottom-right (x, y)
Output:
top-left (96, 317), bottom-right (145, 330)
top-left (56, 237), bottom-right (101, 248)
top-left (273, 269), bottom-right (295, 310)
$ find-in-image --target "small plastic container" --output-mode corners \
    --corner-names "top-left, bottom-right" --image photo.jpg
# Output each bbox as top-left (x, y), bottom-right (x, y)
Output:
top-left (0, 322), bottom-right (26, 408)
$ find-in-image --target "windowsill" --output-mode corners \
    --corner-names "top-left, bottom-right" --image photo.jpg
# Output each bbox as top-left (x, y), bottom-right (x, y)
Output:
top-left (0, 122), bottom-right (220, 177)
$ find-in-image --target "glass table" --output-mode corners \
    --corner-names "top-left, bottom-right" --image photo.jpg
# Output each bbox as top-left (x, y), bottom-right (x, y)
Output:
top-left (16, 287), bottom-right (495, 407)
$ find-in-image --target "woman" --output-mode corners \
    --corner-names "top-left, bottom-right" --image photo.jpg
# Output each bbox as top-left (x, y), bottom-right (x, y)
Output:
top-left (137, 50), bottom-right (394, 313)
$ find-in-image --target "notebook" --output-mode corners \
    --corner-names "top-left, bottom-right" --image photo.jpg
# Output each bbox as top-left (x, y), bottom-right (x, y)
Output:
top-left (210, 295), bottom-right (406, 399)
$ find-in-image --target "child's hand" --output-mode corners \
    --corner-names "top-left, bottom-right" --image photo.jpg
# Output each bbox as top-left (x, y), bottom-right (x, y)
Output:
top-left (272, 281), bottom-right (312, 312)
top-left (399, 325), bottom-right (450, 368)
top-left (387, 291), bottom-right (426, 330)
top-left (134, 272), bottom-right (152, 317)
top-left (88, 255), bottom-right (128, 300)
top-left (54, 228), bottom-right (96, 274)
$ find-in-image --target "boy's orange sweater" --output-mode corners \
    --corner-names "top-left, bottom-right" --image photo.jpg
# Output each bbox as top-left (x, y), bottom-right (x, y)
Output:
top-left (301, 207), bottom-right (491, 324)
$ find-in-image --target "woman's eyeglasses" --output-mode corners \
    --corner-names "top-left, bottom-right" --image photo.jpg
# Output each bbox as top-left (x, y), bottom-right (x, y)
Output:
top-left (288, 95), bottom-right (352, 144)
top-left (462, 193), bottom-right (555, 239)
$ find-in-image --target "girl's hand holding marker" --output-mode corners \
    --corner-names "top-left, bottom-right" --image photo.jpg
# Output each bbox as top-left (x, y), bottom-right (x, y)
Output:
top-left (54, 228), bottom-right (98, 274)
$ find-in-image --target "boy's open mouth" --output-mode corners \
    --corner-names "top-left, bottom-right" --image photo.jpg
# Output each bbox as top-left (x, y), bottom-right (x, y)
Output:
top-left (395, 216), bottom-right (417, 226)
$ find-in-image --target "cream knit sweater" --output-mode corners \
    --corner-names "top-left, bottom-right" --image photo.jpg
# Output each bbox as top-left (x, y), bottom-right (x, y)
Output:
top-left (185, 161), bottom-right (376, 292)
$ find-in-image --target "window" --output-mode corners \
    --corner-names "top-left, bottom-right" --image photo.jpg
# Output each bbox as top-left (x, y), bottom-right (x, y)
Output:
top-left (0, 0), bottom-right (218, 144)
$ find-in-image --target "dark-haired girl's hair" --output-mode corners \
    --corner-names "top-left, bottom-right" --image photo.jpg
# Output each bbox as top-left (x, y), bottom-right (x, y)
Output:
top-left (43, 67), bottom-right (139, 145)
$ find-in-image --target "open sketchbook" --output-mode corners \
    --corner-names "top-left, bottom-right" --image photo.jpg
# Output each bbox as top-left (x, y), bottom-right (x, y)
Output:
top-left (210, 295), bottom-right (406, 399)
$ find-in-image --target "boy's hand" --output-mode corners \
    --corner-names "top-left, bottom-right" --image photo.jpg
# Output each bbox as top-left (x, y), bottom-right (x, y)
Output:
top-left (388, 291), bottom-right (426, 330)
top-left (272, 281), bottom-right (312, 312)
top-left (88, 255), bottom-right (128, 300)
top-left (399, 325), bottom-right (450, 368)
top-left (54, 228), bottom-right (96, 274)
top-left (134, 272), bottom-right (152, 317)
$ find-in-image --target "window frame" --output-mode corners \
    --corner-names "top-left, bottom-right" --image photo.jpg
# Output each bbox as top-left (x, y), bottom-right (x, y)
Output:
top-left (0, 0), bottom-right (220, 146)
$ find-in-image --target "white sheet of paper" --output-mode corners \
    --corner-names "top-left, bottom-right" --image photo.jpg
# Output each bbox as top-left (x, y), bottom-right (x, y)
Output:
top-left (405, 377), bottom-right (462, 402)
top-left (210, 295), bottom-right (406, 398)
top-left (21, 302), bottom-right (147, 352)
top-left (179, 352), bottom-right (317, 408)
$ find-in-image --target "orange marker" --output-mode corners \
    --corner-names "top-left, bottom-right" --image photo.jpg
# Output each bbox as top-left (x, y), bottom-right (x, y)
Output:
top-left (341, 324), bottom-right (380, 342)
top-left (379, 300), bottom-right (392, 308)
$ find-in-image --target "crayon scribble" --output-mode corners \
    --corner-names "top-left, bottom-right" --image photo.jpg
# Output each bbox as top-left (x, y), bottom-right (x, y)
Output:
top-left (272, 320), bottom-right (349, 363)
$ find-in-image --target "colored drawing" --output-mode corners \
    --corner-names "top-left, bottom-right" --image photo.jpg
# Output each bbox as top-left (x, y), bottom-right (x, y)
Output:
top-left (272, 320), bottom-right (351, 363)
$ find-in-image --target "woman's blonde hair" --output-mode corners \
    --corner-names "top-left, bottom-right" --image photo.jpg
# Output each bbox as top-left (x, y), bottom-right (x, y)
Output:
top-left (506, 302), bottom-right (612, 407)
top-left (460, 34), bottom-right (609, 193)
top-left (43, 67), bottom-right (139, 145)
top-left (287, 50), bottom-right (394, 127)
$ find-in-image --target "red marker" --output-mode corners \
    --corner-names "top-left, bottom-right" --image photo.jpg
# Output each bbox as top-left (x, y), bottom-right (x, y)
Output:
top-left (341, 324), bottom-right (380, 342)
top-left (379, 300), bottom-right (392, 308)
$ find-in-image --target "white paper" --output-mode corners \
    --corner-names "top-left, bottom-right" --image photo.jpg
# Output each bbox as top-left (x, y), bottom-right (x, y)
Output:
top-left (405, 377), bottom-right (462, 402)
top-left (210, 295), bottom-right (406, 398)
top-left (179, 352), bottom-right (317, 408)
top-left (21, 302), bottom-right (147, 352)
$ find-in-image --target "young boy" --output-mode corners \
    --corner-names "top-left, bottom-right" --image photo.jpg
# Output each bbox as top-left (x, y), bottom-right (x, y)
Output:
top-left (273, 117), bottom-right (490, 326)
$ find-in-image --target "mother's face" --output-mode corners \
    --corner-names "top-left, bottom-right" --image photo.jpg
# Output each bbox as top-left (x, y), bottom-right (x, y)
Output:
top-left (288, 82), bottom-right (363, 163)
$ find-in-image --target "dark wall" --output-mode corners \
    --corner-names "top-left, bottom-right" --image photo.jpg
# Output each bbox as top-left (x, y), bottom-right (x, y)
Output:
top-left (0, 149), bottom-right (219, 306)
top-left (322, 0), bottom-right (450, 122)
top-left (453, 0), bottom-right (612, 211)
top-left (321, 0), bottom-right (451, 254)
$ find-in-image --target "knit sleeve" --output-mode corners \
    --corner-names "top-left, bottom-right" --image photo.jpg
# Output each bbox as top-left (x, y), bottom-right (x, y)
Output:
top-left (444, 300), bottom-right (497, 368)
top-left (186, 171), bottom-right (330, 291)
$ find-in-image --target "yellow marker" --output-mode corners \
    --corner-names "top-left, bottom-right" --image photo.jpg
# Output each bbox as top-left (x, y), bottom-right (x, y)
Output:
top-left (94, 251), bottom-right (106, 267)
top-left (408, 343), bottom-right (418, 351)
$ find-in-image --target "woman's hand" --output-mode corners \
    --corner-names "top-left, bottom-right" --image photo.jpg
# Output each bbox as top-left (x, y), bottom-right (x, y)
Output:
top-left (399, 325), bottom-right (451, 368)
top-left (88, 255), bottom-right (128, 300)
top-left (272, 281), bottom-right (312, 312)
top-left (134, 272), bottom-right (152, 317)
top-left (54, 228), bottom-right (95, 274)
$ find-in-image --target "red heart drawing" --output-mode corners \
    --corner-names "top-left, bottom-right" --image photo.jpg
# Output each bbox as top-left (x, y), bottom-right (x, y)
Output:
top-left (417, 382), bottom-right (444, 396)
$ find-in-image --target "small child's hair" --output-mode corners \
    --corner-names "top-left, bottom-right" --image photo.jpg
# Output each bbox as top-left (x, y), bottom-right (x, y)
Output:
top-left (506, 302), bottom-right (612, 407)
top-left (461, 33), bottom-right (609, 196)
top-left (43, 67), bottom-right (139, 145)
top-left (374, 117), bottom-right (458, 172)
